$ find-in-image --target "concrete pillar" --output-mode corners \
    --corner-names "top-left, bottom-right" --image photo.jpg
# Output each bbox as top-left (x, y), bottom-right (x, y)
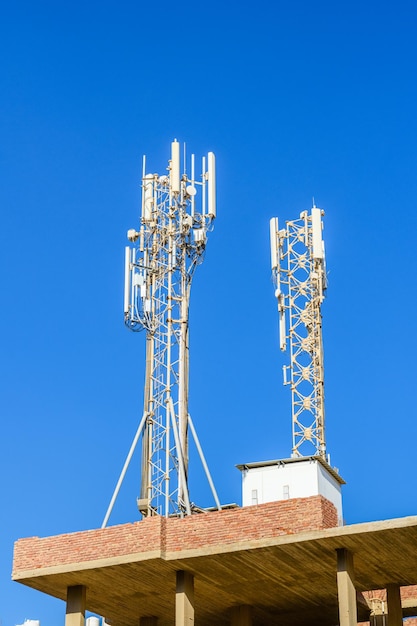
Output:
top-left (65, 585), bottom-right (86, 626)
top-left (140, 618), bottom-right (158, 626)
top-left (336, 548), bottom-right (357, 626)
top-left (386, 584), bottom-right (402, 626)
top-left (176, 570), bottom-right (194, 625)
top-left (231, 605), bottom-right (253, 626)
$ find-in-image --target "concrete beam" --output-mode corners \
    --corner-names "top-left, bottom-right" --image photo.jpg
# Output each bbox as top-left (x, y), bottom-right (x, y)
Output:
top-left (65, 585), bottom-right (86, 626)
top-left (387, 584), bottom-right (402, 626)
top-left (231, 605), bottom-right (252, 626)
top-left (176, 570), bottom-right (194, 625)
top-left (336, 548), bottom-right (358, 626)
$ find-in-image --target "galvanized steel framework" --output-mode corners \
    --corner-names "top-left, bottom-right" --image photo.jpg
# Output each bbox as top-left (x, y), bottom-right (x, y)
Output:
top-left (103, 141), bottom-right (219, 523)
top-left (270, 208), bottom-right (327, 459)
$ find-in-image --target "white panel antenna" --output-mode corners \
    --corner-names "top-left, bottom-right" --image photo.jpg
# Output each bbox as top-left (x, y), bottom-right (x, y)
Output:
top-left (270, 207), bottom-right (327, 459)
top-left (269, 217), bottom-right (279, 270)
top-left (170, 140), bottom-right (180, 194)
top-left (311, 207), bottom-right (324, 259)
top-left (207, 152), bottom-right (216, 218)
top-left (103, 140), bottom-right (220, 523)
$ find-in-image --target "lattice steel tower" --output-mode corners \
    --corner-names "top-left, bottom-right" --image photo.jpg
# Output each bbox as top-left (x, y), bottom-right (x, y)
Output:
top-left (102, 141), bottom-right (220, 525)
top-left (269, 207), bottom-right (327, 459)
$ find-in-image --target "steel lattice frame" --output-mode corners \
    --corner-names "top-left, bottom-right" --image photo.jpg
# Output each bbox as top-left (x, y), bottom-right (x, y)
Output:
top-left (124, 143), bottom-right (215, 518)
top-left (271, 209), bottom-right (327, 459)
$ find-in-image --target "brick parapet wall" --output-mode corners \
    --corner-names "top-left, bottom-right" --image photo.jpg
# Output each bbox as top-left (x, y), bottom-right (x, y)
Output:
top-left (165, 495), bottom-right (337, 552)
top-left (13, 495), bottom-right (338, 575)
top-left (13, 516), bottom-right (164, 573)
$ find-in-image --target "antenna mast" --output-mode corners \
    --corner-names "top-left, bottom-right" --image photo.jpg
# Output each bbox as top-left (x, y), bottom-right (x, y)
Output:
top-left (121, 140), bottom-right (217, 519)
top-left (270, 207), bottom-right (327, 459)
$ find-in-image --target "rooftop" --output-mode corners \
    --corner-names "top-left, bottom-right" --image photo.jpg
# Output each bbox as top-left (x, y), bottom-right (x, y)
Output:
top-left (12, 496), bottom-right (417, 626)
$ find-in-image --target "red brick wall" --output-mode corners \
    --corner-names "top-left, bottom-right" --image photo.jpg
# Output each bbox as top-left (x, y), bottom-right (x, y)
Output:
top-left (165, 495), bottom-right (337, 552)
top-left (13, 516), bottom-right (163, 573)
top-left (13, 495), bottom-right (338, 575)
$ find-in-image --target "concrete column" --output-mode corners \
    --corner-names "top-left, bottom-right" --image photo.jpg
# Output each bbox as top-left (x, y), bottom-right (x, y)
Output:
top-left (140, 618), bottom-right (158, 626)
top-left (231, 605), bottom-right (253, 626)
top-left (176, 570), bottom-right (194, 625)
top-left (336, 548), bottom-right (357, 626)
top-left (65, 585), bottom-right (86, 626)
top-left (386, 584), bottom-right (402, 626)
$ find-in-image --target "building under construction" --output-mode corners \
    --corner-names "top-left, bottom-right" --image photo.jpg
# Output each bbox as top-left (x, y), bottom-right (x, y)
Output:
top-left (12, 142), bottom-right (417, 626)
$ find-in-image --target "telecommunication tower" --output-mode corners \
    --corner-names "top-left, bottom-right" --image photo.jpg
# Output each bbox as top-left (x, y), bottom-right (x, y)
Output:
top-left (102, 140), bottom-right (220, 524)
top-left (269, 206), bottom-right (327, 459)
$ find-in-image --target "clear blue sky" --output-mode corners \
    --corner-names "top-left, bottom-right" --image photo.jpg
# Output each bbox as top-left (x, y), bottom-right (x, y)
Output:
top-left (1, 0), bottom-right (417, 623)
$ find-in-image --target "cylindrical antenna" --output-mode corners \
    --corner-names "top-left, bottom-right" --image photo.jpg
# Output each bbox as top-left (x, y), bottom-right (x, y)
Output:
top-left (270, 217), bottom-right (279, 269)
top-left (302, 210), bottom-right (309, 245)
top-left (143, 174), bottom-right (154, 222)
top-left (311, 207), bottom-right (324, 259)
top-left (124, 246), bottom-right (131, 315)
top-left (279, 297), bottom-right (286, 351)
top-left (170, 140), bottom-right (180, 194)
top-left (141, 155), bottom-right (146, 220)
top-left (207, 152), bottom-right (216, 218)
top-left (139, 225), bottom-right (144, 252)
top-left (191, 154), bottom-right (195, 217)
top-left (202, 155), bottom-right (206, 215)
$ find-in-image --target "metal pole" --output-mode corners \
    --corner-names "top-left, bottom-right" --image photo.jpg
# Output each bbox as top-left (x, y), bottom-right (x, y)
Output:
top-left (188, 413), bottom-right (221, 511)
top-left (101, 411), bottom-right (148, 528)
top-left (169, 398), bottom-right (191, 516)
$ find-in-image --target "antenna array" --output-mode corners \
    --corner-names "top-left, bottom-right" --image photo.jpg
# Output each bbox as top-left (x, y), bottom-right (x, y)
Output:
top-left (120, 140), bottom-right (218, 519)
top-left (270, 207), bottom-right (327, 459)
